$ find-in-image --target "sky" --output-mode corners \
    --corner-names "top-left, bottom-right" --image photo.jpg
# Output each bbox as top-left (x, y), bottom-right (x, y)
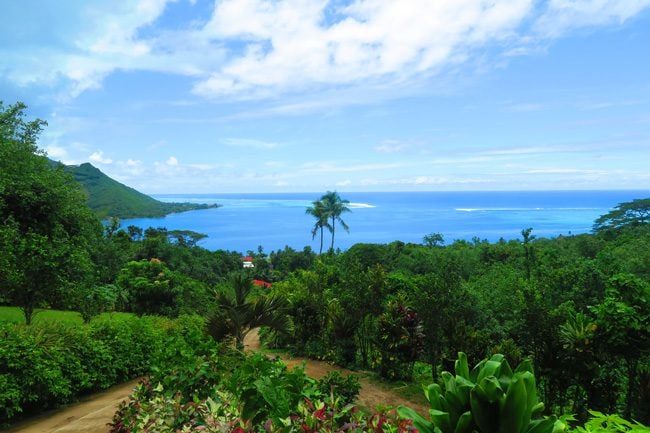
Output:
top-left (1, 0), bottom-right (650, 193)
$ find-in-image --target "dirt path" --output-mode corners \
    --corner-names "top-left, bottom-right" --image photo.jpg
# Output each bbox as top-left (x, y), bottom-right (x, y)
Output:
top-left (5, 379), bottom-right (141, 433)
top-left (243, 329), bottom-right (429, 414)
top-left (7, 330), bottom-right (425, 433)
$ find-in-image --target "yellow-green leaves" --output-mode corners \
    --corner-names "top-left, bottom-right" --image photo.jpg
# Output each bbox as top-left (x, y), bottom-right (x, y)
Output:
top-left (400, 352), bottom-right (557, 433)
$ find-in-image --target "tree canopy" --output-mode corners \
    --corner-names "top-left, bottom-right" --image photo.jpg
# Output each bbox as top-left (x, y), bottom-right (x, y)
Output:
top-left (0, 101), bottom-right (102, 324)
top-left (594, 198), bottom-right (650, 233)
top-left (305, 199), bottom-right (331, 255)
top-left (320, 191), bottom-right (351, 252)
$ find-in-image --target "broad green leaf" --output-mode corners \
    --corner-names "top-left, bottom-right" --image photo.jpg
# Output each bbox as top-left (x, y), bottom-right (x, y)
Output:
top-left (499, 375), bottom-right (527, 433)
top-left (430, 408), bottom-right (453, 433)
top-left (398, 405), bottom-right (436, 433)
top-left (526, 417), bottom-right (557, 433)
top-left (455, 411), bottom-right (475, 433)
top-left (477, 376), bottom-right (504, 401)
top-left (471, 386), bottom-right (499, 433)
top-left (455, 352), bottom-right (470, 380)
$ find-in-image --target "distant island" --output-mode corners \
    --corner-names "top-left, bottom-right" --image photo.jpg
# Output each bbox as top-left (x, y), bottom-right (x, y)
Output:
top-left (65, 162), bottom-right (218, 219)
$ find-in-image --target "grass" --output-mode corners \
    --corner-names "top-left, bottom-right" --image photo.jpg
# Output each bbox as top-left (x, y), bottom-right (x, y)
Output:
top-left (0, 306), bottom-right (83, 325)
top-left (365, 361), bottom-right (433, 407)
top-left (0, 306), bottom-right (134, 325)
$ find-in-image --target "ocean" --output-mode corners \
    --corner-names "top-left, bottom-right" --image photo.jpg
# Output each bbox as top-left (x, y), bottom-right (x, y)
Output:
top-left (121, 190), bottom-right (649, 253)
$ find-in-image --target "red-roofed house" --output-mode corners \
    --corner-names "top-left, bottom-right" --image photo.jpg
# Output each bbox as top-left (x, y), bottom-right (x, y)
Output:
top-left (253, 279), bottom-right (272, 289)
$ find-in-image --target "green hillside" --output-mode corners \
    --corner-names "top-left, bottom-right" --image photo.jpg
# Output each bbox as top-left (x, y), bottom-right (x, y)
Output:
top-left (68, 162), bottom-right (216, 219)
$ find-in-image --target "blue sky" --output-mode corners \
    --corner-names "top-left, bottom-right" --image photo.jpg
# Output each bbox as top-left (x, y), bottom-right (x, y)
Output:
top-left (1, 0), bottom-right (649, 193)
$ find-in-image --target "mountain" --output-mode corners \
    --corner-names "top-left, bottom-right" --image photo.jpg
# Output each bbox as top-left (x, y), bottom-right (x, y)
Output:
top-left (67, 162), bottom-right (217, 219)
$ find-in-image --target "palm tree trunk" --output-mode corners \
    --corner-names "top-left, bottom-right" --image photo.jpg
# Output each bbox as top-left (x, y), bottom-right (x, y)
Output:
top-left (330, 216), bottom-right (335, 252)
top-left (318, 225), bottom-right (322, 255)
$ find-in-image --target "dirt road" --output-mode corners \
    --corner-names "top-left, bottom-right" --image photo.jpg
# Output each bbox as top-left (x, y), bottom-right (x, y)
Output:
top-left (5, 379), bottom-right (140, 433)
top-left (244, 329), bottom-right (429, 414)
top-left (7, 330), bottom-right (426, 432)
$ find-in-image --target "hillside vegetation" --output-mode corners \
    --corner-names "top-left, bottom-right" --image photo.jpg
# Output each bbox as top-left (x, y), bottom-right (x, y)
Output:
top-left (2, 102), bottom-right (649, 431)
top-left (68, 162), bottom-right (216, 219)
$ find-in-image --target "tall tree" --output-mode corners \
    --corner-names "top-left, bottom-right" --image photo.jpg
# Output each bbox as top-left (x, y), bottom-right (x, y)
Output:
top-left (207, 272), bottom-right (290, 349)
top-left (305, 199), bottom-right (331, 255)
top-left (0, 101), bottom-right (102, 324)
top-left (521, 227), bottom-right (536, 280)
top-left (593, 198), bottom-right (650, 233)
top-left (321, 191), bottom-right (351, 252)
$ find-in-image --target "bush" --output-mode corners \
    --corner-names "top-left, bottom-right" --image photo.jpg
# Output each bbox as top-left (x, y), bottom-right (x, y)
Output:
top-left (316, 371), bottom-right (361, 406)
top-left (110, 352), bottom-right (414, 433)
top-left (398, 352), bottom-right (556, 433)
top-left (565, 411), bottom-right (650, 433)
top-left (0, 313), bottom-right (212, 426)
top-left (376, 301), bottom-right (424, 380)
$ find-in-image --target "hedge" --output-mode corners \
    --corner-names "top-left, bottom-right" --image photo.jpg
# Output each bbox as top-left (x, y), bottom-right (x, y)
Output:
top-left (0, 313), bottom-right (210, 426)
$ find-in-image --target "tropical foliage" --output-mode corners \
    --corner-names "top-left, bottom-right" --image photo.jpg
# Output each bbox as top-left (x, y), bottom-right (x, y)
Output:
top-left (306, 198), bottom-right (331, 255)
top-left (108, 350), bottom-right (649, 433)
top-left (207, 272), bottom-right (290, 348)
top-left (593, 199), bottom-right (650, 234)
top-left (306, 191), bottom-right (351, 253)
top-left (0, 101), bottom-right (102, 324)
top-left (0, 313), bottom-right (209, 425)
top-left (322, 190), bottom-right (351, 252)
top-left (398, 352), bottom-right (557, 433)
top-left (1, 101), bottom-right (649, 430)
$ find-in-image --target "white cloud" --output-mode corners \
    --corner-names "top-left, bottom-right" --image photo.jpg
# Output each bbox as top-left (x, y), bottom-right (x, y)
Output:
top-left (166, 156), bottom-right (179, 166)
top-left (300, 161), bottom-right (405, 173)
top-left (535, 0), bottom-right (650, 37)
top-left (480, 145), bottom-right (574, 156)
top-left (89, 150), bottom-right (113, 164)
top-left (2, 0), bottom-right (649, 103)
top-left (360, 175), bottom-right (496, 186)
top-left (505, 102), bottom-right (547, 112)
top-left (222, 138), bottom-right (279, 149)
top-left (194, 0), bottom-right (534, 98)
top-left (374, 140), bottom-right (411, 154)
top-left (188, 163), bottom-right (217, 170)
top-left (117, 159), bottom-right (145, 176)
top-left (336, 179), bottom-right (352, 186)
top-left (525, 168), bottom-right (606, 174)
top-left (46, 146), bottom-right (67, 158)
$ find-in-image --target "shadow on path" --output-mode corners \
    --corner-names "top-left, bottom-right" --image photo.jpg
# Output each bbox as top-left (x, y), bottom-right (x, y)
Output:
top-left (5, 379), bottom-right (141, 433)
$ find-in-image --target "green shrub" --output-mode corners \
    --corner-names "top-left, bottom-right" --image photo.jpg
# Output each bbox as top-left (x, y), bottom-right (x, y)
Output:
top-left (376, 301), bottom-right (424, 381)
top-left (223, 352), bottom-right (319, 424)
top-left (564, 411), bottom-right (650, 433)
top-left (398, 352), bottom-right (557, 433)
top-left (0, 313), bottom-right (212, 426)
top-left (317, 371), bottom-right (361, 406)
top-left (110, 352), bottom-right (413, 433)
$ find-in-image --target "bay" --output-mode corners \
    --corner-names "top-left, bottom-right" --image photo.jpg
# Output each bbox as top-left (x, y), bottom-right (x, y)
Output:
top-left (121, 190), bottom-right (649, 253)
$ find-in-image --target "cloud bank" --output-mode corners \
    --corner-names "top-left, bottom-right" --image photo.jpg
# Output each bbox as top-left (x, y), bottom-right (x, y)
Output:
top-left (2, 0), bottom-right (649, 101)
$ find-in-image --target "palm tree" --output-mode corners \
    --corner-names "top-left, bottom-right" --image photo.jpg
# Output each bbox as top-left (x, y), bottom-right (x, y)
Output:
top-left (321, 191), bottom-right (351, 252)
top-left (305, 199), bottom-right (332, 255)
top-left (207, 272), bottom-right (290, 349)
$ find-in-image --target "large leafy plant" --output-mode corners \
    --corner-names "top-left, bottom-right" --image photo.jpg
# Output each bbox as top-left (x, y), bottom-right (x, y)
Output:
top-left (398, 352), bottom-right (560, 433)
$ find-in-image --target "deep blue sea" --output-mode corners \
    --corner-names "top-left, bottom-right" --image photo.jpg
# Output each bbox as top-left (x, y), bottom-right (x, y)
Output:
top-left (121, 191), bottom-right (649, 253)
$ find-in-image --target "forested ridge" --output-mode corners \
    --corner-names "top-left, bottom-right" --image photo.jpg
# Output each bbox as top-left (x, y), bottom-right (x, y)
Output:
top-left (1, 102), bottom-right (649, 431)
top-left (65, 161), bottom-right (218, 219)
